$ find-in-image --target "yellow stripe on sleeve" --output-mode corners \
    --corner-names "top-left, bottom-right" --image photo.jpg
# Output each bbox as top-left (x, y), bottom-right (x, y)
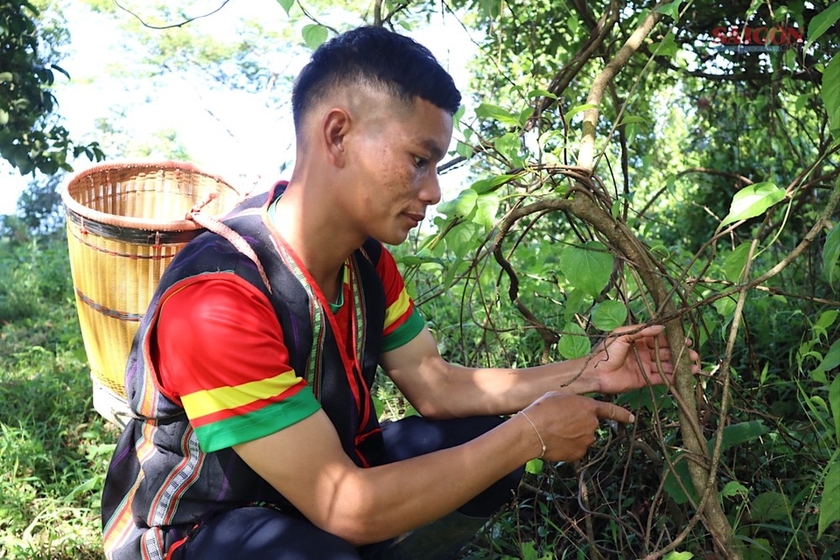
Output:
top-left (181, 369), bottom-right (302, 418)
top-left (384, 289), bottom-right (411, 330)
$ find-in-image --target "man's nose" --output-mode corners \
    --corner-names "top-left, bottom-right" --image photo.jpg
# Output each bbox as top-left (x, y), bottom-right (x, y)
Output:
top-left (420, 173), bottom-right (442, 206)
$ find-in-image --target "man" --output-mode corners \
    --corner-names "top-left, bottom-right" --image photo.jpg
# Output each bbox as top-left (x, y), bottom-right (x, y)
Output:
top-left (101, 26), bottom-right (698, 560)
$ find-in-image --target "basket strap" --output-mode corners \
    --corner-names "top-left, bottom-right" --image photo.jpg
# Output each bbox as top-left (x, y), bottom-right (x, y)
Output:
top-left (187, 198), bottom-right (272, 293)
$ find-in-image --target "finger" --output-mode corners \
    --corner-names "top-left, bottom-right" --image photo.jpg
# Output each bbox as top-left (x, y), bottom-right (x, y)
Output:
top-left (629, 325), bottom-right (664, 340)
top-left (634, 332), bottom-right (664, 349)
top-left (609, 325), bottom-right (663, 348)
top-left (596, 402), bottom-right (635, 424)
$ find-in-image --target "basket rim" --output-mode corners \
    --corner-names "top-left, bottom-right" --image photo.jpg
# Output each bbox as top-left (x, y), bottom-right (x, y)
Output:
top-left (60, 160), bottom-right (241, 232)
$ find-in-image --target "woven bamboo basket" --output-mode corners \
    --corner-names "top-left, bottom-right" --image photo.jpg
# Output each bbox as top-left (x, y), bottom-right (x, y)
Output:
top-left (61, 161), bottom-right (241, 426)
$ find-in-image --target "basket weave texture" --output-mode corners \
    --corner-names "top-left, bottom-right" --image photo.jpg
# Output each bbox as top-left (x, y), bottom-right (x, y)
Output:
top-left (61, 161), bottom-right (241, 408)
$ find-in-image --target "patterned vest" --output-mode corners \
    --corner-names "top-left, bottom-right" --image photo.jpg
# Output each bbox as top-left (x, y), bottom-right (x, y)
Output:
top-left (102, 186), bottom-right (387, 560)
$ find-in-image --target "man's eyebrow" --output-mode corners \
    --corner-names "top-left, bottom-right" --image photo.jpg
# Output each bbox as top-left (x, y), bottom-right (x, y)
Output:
top-left (419, 139), bottom-right (446, 161)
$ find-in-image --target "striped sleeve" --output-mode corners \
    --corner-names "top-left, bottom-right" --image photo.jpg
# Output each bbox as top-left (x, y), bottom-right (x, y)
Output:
top-left (153, 275), bottom-right (320, 453)
top-left (376, 245), bottom-right (425, 352)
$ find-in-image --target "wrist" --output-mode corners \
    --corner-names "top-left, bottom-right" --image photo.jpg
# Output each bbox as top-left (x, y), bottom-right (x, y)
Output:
top-left (568, 355), bottom-right (603, 394)
top-left (517, 411), bottom-right (546, 460)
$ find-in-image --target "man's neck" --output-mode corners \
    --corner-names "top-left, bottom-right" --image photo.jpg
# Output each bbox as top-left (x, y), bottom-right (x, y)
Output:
top-left (270, 181), bottom-right (362, 302)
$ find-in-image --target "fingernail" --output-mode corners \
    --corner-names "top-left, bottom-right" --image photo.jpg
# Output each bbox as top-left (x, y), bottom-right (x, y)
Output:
top-left (628, 414), bottom-right (636, 423)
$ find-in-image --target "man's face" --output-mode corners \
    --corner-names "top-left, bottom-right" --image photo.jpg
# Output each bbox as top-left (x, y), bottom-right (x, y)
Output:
top-left (340, 93), bottom-right (454, 245)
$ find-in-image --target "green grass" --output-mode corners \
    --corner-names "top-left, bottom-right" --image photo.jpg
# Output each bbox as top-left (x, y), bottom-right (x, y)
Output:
top-left (0, 235), bottom-right (118, 559)
top-left (0, 318), bottom-right (118, 559)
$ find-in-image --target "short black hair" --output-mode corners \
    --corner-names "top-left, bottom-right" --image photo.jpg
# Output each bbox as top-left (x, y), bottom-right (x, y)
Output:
top-left (291, 26), bottom-right (461, 130)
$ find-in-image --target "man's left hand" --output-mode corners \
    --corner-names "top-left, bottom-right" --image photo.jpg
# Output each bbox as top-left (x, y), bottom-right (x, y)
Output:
top-left (585, 324), bottom-right (700, 395)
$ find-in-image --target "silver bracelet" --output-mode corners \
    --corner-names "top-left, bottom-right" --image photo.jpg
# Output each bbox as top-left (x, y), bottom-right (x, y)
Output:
top-left (518, 410), bottom-right (546, 460)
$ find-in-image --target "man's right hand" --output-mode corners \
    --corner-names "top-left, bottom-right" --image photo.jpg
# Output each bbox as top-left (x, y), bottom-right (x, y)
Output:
top-left (519, 392), bottom-right (634, 463)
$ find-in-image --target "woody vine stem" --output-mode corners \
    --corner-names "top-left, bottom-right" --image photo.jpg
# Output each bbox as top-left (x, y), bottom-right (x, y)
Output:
top-left (493, 3), bottom-right (719, 558)
top-left (489, 0), bottom-right (840, 553)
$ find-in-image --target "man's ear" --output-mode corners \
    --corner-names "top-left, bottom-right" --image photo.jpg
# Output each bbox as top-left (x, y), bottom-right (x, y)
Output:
top-left (322, 108), bottom-right (351, 167)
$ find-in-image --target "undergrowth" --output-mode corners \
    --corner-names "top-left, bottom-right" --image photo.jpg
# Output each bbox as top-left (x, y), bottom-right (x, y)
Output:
top-left (0, 235), bottom-right (119, 559)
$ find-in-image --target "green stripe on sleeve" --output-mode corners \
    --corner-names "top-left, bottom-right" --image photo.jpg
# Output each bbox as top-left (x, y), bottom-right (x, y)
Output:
top-left (382, 308), bottom-right (425, 352)
top-left (194, 387), bottom-right (321, 453)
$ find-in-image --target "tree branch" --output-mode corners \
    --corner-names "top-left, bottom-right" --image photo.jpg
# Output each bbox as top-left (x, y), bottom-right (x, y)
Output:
top-left (577, 5), bottom-right (662, 171)
top-left (112, 0), bottom-right (232, 29)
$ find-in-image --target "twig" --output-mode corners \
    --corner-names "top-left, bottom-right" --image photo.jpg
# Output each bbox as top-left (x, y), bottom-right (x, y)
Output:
top-left (112, 0), bottom-right (231, 29)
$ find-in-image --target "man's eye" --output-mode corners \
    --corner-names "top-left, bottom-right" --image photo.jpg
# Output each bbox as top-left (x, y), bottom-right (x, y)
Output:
top-left (413, 156), bottom-right (428, 168)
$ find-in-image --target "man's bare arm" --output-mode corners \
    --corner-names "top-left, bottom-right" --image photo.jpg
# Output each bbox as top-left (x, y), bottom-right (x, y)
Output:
top-left (234, 392), bottom-right (633, 545)
top-left (381, 325), bottom-right (697, 419)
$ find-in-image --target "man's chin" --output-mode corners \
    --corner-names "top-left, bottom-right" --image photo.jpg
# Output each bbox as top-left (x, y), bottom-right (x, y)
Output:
top-left (371, 231), bottom-right (410, 246)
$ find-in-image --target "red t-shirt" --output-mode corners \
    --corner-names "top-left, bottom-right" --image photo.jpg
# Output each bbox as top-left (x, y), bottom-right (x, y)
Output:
top-left (153, 244), bottom-right (424, 453)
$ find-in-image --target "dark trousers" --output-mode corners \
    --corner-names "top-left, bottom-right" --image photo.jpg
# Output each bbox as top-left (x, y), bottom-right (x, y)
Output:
top-left (177, 415), bottom-right (523, 559)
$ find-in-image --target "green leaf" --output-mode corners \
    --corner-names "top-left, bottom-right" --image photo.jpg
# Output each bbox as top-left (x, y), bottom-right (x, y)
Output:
top-left (713, 296), bottom-right (737, 321)
top-left (566, 14), bottom-right (580, 35)
top-left (663, 552), bottom-right (693, 560)
top-left (63, 475), bottom-right (100, 502)
top-left (807, 3), bottom-right (840, 47)
top-left (452, 105), bottom-right (465, 132)
top-left (650, 32), bottom-right (680, 58)
top-left (723, 242), bottom-right (752, 283)
top-left (443, 221), bottom-right (479, 262)
top-left (611, 199), bottom-right (622, 219)
top-left (743, 538), bottom-right (773, 560)
top-left (276, 0), bottom-right (294, 14)
top-left (494, 132), bottom-right (523, 165)
top-left (455, 140), bottom-right (473, 159)
top-left (372, 395), bottom-right (384, 419)
top-left (813, 310), bottom-right (839, 339)
top-left (0, 108), bottom-right (8, 127)
top-left (480, 0), bottom-right (502, 19)
top-left (717, 421), bottom-right (768, 453)
top-left (822, 55), bottom-right (840, 141)
top-left (472, 193), bottom-right (500, 230)
top-left (398, 253), bottom-right (444, 268)
top-left (558, 323), bottom-right (591, 360)
top-left (830, 374), bottom-right (840, 447)
top-left (526, 88), bottom-right (558, 100)
top-left (618, 115), bottom-right (646, 126)
top-left (563, 288), bottom-right (588, 322)
top-left (438, 188), bottom-right (477, 219)
top-left (558, 242), bottom-right (614, 297)
top-left (525, 458), bottom-right (544, 474)
top-left (719, 182), bottom-right (786, 229)
top-left (301, 24), bottom-right (328, 50)
top-left (750, 491), bottom-right (789, 522)
top-left (819, 462), bottom-right (840, 536)
top-left (615, 385), bottom-right (669, 413)
top-left (654, 1), bottom-right (683, 21)
top-left (795, 92), bottom-right (814, 112)
top-left (744, 0), bottom-right (763, 19)
top-left (564, 102), bottom-right (598, 124)
top-left (591, 300), bottom-right (627, 331)
top-left (824, 218), bottom-right (840, 286)
top-left (662, 454), bottom-right (696, 505)
top-left (811, 395), bottom-right (830, 415)
top-left (470, 173), bottom-right (518, 194)
top-left (815, 340), bottom-right (840, 375)
top-left (721, 480), bottom-right (749, 499)
top-left (666, 423), bottom-right (767, 506)
top-left (475, 102), bottom-right (523, 128)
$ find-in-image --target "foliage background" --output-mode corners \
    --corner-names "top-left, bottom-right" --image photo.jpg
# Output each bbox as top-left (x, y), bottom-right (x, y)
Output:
top-left (1, 0), bottom-right (839, 558)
